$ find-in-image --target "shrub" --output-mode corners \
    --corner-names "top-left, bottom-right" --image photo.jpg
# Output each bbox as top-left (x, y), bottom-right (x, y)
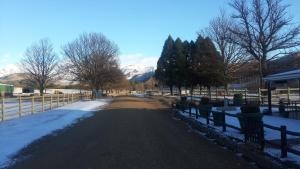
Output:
top-left (201, 97), bottom-right (210, 105)
top-left (240, 105), bottom-right (260, 114)
top-left (180, 96), bottom-right (187, 102)
top-left (279, 99), bottom-right (288, 118)
top-left (233, 93), bottom-right (243, 106)
top-left (211, 100), bottom-right (223, 107)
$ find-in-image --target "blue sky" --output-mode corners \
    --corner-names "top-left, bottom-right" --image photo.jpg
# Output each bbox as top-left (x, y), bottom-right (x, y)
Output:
top-left (0, 0), bottom-right (300, 69)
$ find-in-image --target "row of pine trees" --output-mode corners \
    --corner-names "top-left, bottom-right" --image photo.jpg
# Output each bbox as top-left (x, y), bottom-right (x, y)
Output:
top-left (155, 35), bottom-right (226, 96)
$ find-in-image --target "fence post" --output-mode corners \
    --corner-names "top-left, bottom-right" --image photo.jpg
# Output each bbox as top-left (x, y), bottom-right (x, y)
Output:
top-left (244, 89), bottom-right (247, 104)
top-left (71, 93), bottom-right (74, 102)
top-left (1, 96), bottom-right (4, 121)
top-left (67, 94), bottom-right (70, 104)
top-left (206, 112), bottom-right (209, 125)
top-left (57, 94), bottom-right (59, 107)
top-left (31, 96), bottom-right (35, 114)
top-left (19, 96), bottom-right (22, 117)
top-left (63, 94), bottom-right (65, 105)
top-left (258, 88), bottom-right (261, 104)
top-left (222, 110), bottom-right (226, 132)
top-left (280, 125), bottom-right (288, 158)
top-left (287, 88), bottom-right (290, 104)
top-left (42, 95), bottom-right (45, 112)
top-left (50, 95), bottom-right (52, 110)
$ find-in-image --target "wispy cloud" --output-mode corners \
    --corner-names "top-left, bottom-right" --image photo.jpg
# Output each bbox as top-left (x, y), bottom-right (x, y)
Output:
top-left (119, 53), bottom-right (158, 68)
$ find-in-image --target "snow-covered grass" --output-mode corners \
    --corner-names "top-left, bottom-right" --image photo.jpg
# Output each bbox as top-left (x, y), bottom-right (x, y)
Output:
top-left (132, 93), bottom-right (146, 98)
top-left (179, 106), bottom-right (300, 165)
top-left (180, 107), bottom-right (300, 164)
top-left (182, 107), bottom-right (299, 140)
top-left (265, 147), bottom-right (300, 165)
top-left (1, 96), bottom-right (83, 121)
top-left (0, 99), bottom-right (111, 168)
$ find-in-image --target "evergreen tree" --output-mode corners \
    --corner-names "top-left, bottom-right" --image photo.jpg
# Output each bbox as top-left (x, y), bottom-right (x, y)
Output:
top-left (189, 36), bottom-right (206, 88)
top-left (155, 35), bottom-right (175, 95)
top-left (173, 38), bottom-right (186, 95)
top-left (186, 40), bottom-right (197, 93)
top-left (201, 37), bottom-right (225, 88)
top-left (188, 36), bottom-right (225, 98)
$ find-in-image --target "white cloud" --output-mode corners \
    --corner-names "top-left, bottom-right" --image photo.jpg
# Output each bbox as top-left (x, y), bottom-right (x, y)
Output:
top-left (119, 53), bottom-right (158, 68)
top-left (0, 64), bottom-right (20, 77)
top-left (0, 52), bottom-right (22, 70)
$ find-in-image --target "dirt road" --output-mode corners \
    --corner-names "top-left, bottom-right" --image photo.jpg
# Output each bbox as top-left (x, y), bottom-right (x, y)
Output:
top-left (9, 96), bottom-right (255, 169)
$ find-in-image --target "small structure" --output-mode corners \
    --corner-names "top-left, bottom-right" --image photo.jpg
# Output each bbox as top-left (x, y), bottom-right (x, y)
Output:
top-left (0, 83), bottom-right (14, 96)
top-left (22, 87), bottom-right (35, 93)
top-left (264, 69), bottom-right (300, 114)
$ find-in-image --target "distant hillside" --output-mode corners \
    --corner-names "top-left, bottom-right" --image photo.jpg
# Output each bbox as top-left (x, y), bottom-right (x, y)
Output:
top-left (121, 64), bottom-right (155, 82)
top-left (0, 73), bottom-right (27, 87)
top-left (267, 53), bottom-right (300, 74)
top-left (0, 73), bottom-right (76, 88)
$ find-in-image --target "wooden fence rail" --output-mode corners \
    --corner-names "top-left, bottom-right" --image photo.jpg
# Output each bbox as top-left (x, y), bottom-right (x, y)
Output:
top-left (0, 92), bottom-right (92, 122)
top-left (162, 87), bottom-right (300, 105)
top-left (178, 104), bottom-right (300, 159)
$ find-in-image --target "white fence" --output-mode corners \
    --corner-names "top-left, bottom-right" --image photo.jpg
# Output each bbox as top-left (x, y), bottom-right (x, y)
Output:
top-left (0, 92), bottom-right (92, 122)
top-left (159, 87), bottom-right (300, 104)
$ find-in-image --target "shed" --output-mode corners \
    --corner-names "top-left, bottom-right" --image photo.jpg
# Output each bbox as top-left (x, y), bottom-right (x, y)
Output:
top-left (0, 83), bottom-right (14, 96)
top-left (264, 69), bottom-right (300, 114)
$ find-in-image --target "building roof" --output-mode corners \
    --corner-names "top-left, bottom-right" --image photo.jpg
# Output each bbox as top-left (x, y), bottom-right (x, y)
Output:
top-left (264, 69), bottom-right (300, 81)
top-left (0, 83), bottom-right (14, 86)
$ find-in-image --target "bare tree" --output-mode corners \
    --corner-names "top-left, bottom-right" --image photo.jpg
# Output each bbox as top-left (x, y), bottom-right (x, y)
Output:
top-left (22, 39), bottom-right (59, 95)
top-left (63, 32), bottom-right (121, 97)
top-left (229, 0), bottom-right (300, 87)
top-left (204, 9), bottom-right (247, 86)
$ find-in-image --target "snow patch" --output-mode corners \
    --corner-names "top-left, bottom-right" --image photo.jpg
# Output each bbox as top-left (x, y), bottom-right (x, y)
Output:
top-left (0, 99), bottom-right (110, 168)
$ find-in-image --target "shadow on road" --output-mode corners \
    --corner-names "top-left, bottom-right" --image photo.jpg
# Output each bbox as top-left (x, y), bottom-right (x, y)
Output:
top-left (8, 97), bottom-right (255, 169)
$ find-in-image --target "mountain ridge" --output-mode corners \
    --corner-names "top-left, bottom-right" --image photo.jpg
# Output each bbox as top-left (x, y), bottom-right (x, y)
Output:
top-left (121, 64), bottom-right (155, 82)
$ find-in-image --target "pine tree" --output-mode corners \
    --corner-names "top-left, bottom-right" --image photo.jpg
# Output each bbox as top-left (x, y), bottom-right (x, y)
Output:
top-left (155, 35), bottom-right (175, 95)
top-left (186, 40), bottom-right (197, 94)
top-left (188, 36), bottom-right (225, 98)
top-left (173, 38), bottom-right (186, 95)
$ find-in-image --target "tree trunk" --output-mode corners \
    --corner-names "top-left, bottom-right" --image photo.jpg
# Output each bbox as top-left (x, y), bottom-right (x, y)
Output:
top-left (178, 86), bottom-right (182, 96)
top-left (259, 58), bottom-right (268, 88)
top-left (190, 86), bottom-right (194, 102)
top-left (39, 85), bottom-right (44, 96)
top-left (199, 86), bottom-right (201, 96)
top-left (208, 86), bottom-right (212, 100)
top-left (170, 86), bottom-right (173, 96)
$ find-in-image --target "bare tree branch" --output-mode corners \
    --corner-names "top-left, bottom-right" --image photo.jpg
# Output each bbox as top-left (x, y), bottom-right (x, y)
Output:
top-left (22, 39), bottom-right (59, 95)
top-left (63, 32), bottom-right (124, 97)
top-left (229, 0), bottom-right (300, 87)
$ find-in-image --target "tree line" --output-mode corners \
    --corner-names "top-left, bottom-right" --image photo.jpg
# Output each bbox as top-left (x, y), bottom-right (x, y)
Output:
top-left (22, 32), bottom-right (128, 97)
top-left (155, 0), bottom-right (300, 94)
top-left (155, 35), bottom-right (224, 96)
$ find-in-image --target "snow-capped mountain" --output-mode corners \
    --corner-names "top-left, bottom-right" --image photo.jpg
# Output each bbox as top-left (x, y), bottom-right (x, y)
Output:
top-left (121, 64), bottom-right (155, 82)
top-left (0, 64), bottom-right (20, 78)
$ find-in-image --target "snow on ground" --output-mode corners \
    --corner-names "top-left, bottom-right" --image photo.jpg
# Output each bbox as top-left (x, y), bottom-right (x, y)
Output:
top-left (0, 99), bottom-right (111, 168)
top-left (182, 107), bottom-right (298, 140)
top-left (180, 107), bottom-right (300, 164)
top-left (132, 93), bottom-right (146, 98)
top-left (265, 147), bottom-right (300, 165)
